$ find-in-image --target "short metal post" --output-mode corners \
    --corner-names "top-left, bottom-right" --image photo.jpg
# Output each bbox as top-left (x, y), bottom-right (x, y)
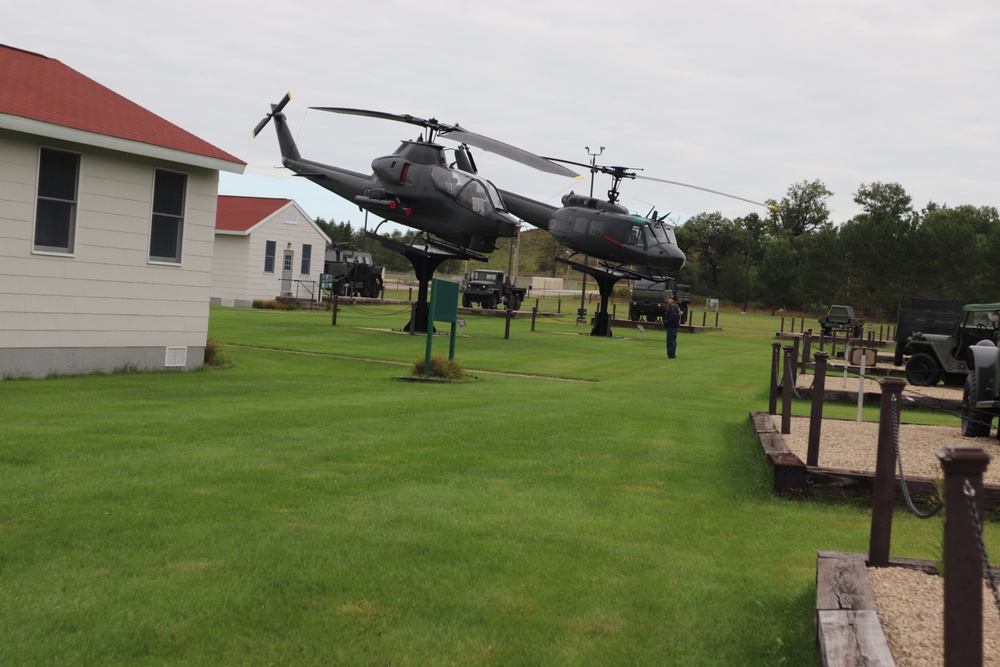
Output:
top-left (868, 378), bottom-right (906, 567)
top-left (331, 294), bottom-right (338, 326)
top-left (807, 352), bottom-right (829, 466)
top-left (769, 342), bottom-right (781, 415)
top-left (780, 316), bottom-right (785, 333)
top-left (702, 311), bottom-right (707, 327)
top-left (781, 345), bottom-right (794, 435)
top-left (557, 298), bottom-right (561, 314)
top-left (504, 303), bottom-right (512, 340)
top-left (531, 306), bottom-right (538, 332)
top-left (714, 312), bottom-right (719, 327)
top-left (408, 286), bottom-right (413, 301)
top-left (937, 446), bottom-right (990, 667)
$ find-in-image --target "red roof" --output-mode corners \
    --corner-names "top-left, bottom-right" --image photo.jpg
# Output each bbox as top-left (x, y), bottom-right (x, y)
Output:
top-left (216, 195), bottom-right (293, 232)
top-left (0, 44), bottom-right (243, 166)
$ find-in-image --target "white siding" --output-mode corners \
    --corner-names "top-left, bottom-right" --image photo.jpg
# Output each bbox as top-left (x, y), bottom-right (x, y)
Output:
top-left (0, 130), bottom-right (219, 370)
top-left (211, 202), bottom-right (329, 304)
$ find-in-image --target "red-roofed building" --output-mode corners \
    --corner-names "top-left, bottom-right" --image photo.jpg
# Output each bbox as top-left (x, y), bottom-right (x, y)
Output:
top-left (0, 43), bottom-right (246, 378)
top-left (212, 196), bottom-right (330, 306)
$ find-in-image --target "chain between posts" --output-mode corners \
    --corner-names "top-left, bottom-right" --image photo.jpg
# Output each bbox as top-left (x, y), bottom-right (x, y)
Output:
top-left (890, 393), bottom-right (944, 518)
top-left (963, 479), bottom-right (1000, 619)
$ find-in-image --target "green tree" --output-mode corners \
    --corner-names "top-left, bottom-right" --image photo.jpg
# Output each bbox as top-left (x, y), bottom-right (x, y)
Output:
top-left (766, 179), bottom-right (833, 237)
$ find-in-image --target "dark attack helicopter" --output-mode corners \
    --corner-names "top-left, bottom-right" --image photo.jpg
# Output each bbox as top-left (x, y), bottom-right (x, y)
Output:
top-left (252, 93), bottom-right (577, 254)
top-left (499, 160), bottom-right (773, 336)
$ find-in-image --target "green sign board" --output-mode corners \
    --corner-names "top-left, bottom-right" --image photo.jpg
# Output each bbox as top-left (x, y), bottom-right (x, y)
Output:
top-left (424, 279), bottom-right (461, 377)
top-left (319, 273), bottom-right (334, 290)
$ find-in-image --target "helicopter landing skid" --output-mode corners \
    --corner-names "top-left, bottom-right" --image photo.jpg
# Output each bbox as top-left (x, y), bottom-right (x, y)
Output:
top-left (364, 230), bottom-right (486, 333)
top-left (556, 257), bottom-right (637, 337)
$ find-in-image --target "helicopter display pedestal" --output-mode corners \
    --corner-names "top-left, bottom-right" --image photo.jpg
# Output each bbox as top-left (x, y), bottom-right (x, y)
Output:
top-left (557, 257), bottom-right (644, 338)
top-left (365, 230), bottom-right (486, 334)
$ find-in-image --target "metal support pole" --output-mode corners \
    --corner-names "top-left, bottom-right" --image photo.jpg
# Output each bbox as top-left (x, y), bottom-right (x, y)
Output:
top-left (937, 446), bottom-right (990, 667)
top-left (868, 378), bottom-right (906, 567)
top-left (807, 352), bottom-right (829, 466)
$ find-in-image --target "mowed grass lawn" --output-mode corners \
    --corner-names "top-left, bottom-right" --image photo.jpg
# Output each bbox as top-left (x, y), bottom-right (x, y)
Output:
top-left (0, 304), bottom-right (974, 665)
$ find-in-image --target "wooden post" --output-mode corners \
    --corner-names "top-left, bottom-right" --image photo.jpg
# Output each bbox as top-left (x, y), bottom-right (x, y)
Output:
top-left (504, 301), bottom-right (512, 340)
top-left (781, 345), bottom-right (794, 435)
top-left (937, 446), bottom-right (991, 667)
top-left (868, 378), bottom-right (906, 567)
top-left (791, 336), bottom-right (800, 382)
top-left (331, 294), bottom-right (338, 326)
top-left (531, 306), bottom-right (537, 332)
top-left (807, 352), bottom-right (829, 467)
top-left (800, 330), bottom-right (812, 376)
top-left (769, 342), bottom-right (781, 415)
top-left (780, 316), bottom-right (785, 333)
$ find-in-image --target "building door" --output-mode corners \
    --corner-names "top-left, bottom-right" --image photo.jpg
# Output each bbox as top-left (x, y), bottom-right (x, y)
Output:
top-left (281, 249), bottom-right (294, 295)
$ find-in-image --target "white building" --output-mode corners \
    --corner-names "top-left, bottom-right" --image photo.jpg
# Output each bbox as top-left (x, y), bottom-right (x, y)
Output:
top-left (0, 44), bottom-right (245, 378)
top-left (212, 196), bottom-right (331, 307)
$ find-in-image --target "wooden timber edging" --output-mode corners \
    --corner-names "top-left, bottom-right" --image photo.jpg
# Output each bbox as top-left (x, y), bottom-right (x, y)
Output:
top-left (815, 551), bottom-right (942, 666)
top-left (788, 385), bottom-right (961, 412)
top-left (748, 411), bottom-right (1000, 508)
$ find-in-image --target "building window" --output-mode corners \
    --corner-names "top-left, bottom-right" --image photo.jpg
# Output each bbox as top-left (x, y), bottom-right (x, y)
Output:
top-left (283, 253), bottom-right (293, 271)
top-left (149, 170), bottom-right (187, 262)
top-left (301, 244), bottom-right (312, 275)
top-left (264, 240), bottom-right (276, 273)
top-left (33, 148), bottom-right (80, 253)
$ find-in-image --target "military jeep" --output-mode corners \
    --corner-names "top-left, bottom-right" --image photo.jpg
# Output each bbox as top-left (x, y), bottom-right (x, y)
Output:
top-left (904, 303), bottom-right (1000, 387)
top-left (960, 338), bottom-right (1000, 436)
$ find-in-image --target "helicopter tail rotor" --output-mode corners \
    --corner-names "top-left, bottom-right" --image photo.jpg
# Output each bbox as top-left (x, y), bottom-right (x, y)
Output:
top-left (252, 92), bottom-right (292, 138)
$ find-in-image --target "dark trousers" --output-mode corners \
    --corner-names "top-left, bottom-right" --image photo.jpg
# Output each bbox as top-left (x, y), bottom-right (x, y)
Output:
top-left (666, 327), bottom-right (678, 358)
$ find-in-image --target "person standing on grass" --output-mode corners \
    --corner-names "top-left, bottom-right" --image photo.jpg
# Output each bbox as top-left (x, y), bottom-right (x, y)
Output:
top-left (665, 293), bottom-right (681, 359)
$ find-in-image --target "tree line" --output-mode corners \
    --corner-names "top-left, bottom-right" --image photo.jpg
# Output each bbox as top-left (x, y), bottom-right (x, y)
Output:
top-left (674, 180), bottom-right (1000, 320)
top-left (315, 179), bottom-right (1000, 321)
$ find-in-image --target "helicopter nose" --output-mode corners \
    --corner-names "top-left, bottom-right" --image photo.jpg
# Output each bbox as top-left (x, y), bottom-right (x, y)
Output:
top-left (654, 243), bottom-right (686, 271)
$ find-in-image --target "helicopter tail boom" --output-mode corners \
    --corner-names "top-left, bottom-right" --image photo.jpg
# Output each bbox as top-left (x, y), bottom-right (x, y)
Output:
top-left (497, 189), bottom-right (556, 231)
top-left (253, 93), bottom-right (301, 163)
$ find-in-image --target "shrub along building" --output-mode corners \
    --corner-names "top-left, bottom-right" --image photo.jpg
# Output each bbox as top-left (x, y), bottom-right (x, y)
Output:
top-left (212, 195), bottom-right (331, 308)
top-left (0, 43), bottom-right (245, 378)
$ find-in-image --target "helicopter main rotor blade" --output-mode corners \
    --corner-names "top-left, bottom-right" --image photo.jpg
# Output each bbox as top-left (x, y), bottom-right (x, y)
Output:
top-left (636, 175), bottom-right (775, 210)
top-left (445, 127), bottom-right (578, 178)
top-left (310, 107), bottom-right (578, 178)
top-left (311, 107), bottom-right (446, 131)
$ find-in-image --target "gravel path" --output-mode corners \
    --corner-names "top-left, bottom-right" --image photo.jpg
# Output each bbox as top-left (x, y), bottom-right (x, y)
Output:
top-left (778, 413), bottom-right (1000, 664)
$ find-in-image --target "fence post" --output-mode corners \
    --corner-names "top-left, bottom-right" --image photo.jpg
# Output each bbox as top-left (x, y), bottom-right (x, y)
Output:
top-left (780, 316), bottom-right (785, 333)
top-left (769, 342), bottom-right (781, 415)
top-left (868, 378), bottom-right (906, 567)
top-left (714, 312), bottom-right (719, 327)
top-left (791, 318), bottom-right (796, 334)
top-left (531, 306), bottom-right (538, 332)
top-left (781, 345), bottom-right (794, 435)
top-left (331, 294), bottom-right (338, 326)
top-left (937, 446), bottom-right (990, 667)
top-left (791, 336), bottom-right (800, 382)
top-left (504, 302), bottom-right (512, 340)
top-left (807, 352), bottom-right (829, 467)
top-left (407, 303), bottom-right (416, 335)
top-left (800, 330), bottom-right (812, 376)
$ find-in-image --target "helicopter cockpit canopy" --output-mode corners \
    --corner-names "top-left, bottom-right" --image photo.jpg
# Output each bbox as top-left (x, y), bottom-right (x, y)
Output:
top-left (431, 166), bottom-right (507, 216)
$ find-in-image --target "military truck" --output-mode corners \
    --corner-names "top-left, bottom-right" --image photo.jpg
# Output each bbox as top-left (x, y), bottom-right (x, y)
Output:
top-left (903, 303), bottom-right (1000, 387)
top-left (323, 244), bottom-right (384, 298)
top-left (461, 270), bottom-right (527, 310)
top-left (628, 279), bottom-right (691, 324)
top-left (893, 295), bottom-right (966, 366)
top-left (818, 305), bottom-right (864, 338)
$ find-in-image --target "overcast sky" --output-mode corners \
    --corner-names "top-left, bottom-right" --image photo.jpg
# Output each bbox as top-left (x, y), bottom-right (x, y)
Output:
top-left (6, 0), bottom-right (999, 233)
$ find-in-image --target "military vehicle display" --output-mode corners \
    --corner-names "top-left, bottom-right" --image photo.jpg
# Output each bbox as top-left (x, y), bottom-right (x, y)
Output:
top-left (628, 279), bottom-right (691, 324)
top-left (903, 303), bottom-right (1000, 386)
top-left (323, 244), bottom-right (384, 298)
top-left (818, 305), bottom-right (864, 338)
top-left (893, 295), bottom-right (966, 366)
top-left (960, 338), bottom-right (1000, 436)
top-left (461, 270), bottom-right (526, 310)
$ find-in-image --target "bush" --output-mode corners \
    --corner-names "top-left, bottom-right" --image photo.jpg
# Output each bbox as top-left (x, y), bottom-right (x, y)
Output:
top-left (204, 338), bottom-right (226, 367)
top-left (412, 355), bottom-right (465, 381)
top-left (252, 299), bottom-right (297, 310)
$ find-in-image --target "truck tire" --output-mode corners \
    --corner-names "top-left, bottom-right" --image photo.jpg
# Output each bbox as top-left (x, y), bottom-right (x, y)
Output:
top-left (509, 295), bottom-right (522, 311)
top-left (961, 373), bottom-right (992, 437)
top-left (628, 306), bottom-right (638, 321)
top-left (462, 294), bottom-right (472, 308)
top-left (905, 352), bottom-right (941, 386)
top-left (485, 293), bottom-right (498, 309)
top-left (893, 342), bottom-right (904, 366)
